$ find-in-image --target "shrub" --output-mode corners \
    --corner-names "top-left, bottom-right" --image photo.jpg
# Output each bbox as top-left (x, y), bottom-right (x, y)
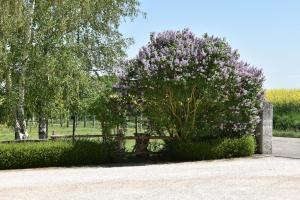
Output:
top-left (164, 135), bottom-right (255, 161)
top-left (0, 140), bottom-right (117, 170)
top-left (89, 75), bottom-right (127, 136)
top-left (214, 135), bottom-right (256, 158)
top-left (119, 29), bottom-right (264, 140)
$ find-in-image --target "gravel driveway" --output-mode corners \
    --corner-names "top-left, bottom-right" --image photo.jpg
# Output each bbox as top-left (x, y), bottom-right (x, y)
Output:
top-left (0, 156), bottom-right (300, 200)
top-left (273, 137), bottom-right (300, 158)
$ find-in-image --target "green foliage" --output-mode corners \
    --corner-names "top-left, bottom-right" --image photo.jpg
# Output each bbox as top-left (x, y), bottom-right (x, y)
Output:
top-left (214, 135), bottom-right (256, 158)
top-left (0, 140), bottom-right (116, 170)
top-left (0, 0), bottom-right (142, 136)
top-left (89, 76), bottom-right (127, 135)
top-left (164, 135), bottom-right (255, 161)
top-left (273, 113), bottom-right (300, 130)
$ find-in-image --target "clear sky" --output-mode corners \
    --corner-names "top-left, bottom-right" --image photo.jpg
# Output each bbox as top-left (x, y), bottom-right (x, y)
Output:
top-left (120, 0), bottom-right (300, 89)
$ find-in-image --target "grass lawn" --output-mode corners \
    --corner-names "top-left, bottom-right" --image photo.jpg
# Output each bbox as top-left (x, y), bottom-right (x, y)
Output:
top-left (0, 121), bottom-right (144, 141)
top-left (273, 129), bottom-right (300, 138)
top-left (2, 122), bottom-right (299, 141)
top-left (0, 121), bottom-right (165, 152)
top-left (0, 123), bottom-right (101, 141)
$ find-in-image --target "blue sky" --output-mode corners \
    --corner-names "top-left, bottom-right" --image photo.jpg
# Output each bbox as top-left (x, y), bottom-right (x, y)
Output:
top-left (120, 0), bottom-right (300, 89)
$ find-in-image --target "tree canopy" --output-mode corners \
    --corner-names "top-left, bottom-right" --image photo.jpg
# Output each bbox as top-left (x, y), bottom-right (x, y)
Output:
top-left (0, 0), bottom-right (142, 139)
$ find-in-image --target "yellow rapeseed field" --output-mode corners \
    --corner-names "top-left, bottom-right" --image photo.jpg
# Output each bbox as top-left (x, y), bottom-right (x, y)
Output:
top-left (266, 89), bottom-right (300, 106)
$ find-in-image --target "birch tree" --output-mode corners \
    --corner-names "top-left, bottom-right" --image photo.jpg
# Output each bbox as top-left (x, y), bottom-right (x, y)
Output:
top-left (0, 0), bottom-right (141, 139)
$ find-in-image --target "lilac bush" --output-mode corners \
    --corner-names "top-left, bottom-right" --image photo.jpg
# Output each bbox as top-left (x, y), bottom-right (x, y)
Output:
top-left (123, 29), bottom-right (264, 140)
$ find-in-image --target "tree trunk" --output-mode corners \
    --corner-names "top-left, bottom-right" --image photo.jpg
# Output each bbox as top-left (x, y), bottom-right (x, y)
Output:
top-left (135, 116), bottom-right (138, 135)
top-left (83, 115), bottom-right (86, 128)
top-left (72, 114), bottom-right (76, 143)
top-left (5, 68), bottom-right (15, 128)
top-left (32, 113), bottom-right (35, 125)
top-left (93, 115), bottom-right (95, 128)
top-left (38, 116), bottom-right (47, 139)
top-left (14, 109), bottom-right (28, 140)
top-left (139, 114), bottom-right (143, 132)
top-left (14, 0), bottom-right (36, 140)
top-left (46, 118), bottom-right (49, 137)
top-left (14, 119), bottom-right (21, 140)
top-left (6, 69), bottom-right (23, 140)
top-left (15, 75), bottom-right (28, 140)
top-left (66, 113), bottom-right (69, 128)
top-left (101, 122), bottom-right (111, 143)
top-left (60, 113), bottom-right (63, 127)
top-left (75, 115), bottom-right (78, 127)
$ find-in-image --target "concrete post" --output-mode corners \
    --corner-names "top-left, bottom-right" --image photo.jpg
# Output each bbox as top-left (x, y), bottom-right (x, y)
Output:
top-left (256, 102), bottom-right (273, 154)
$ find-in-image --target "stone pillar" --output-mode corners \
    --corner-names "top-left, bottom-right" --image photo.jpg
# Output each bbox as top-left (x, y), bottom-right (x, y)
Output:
top-left (256, 102), bottom-right (273, 154)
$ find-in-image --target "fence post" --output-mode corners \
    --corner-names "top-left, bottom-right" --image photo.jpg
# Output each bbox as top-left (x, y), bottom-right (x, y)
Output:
top-left (72, 114), bottom-right (76, 144)
top-left (60, 113), bottom-right (63, 127)
top-left (93, 115), bottom-right (96, 128)
top-left (84, 115), bottom-right (87, 128)
top-left (135, 116), bottom-right (138, 135)
top-left (256, 102), bottom-right (273, 154)
top-left (66, 113), bottom-right (69, 128)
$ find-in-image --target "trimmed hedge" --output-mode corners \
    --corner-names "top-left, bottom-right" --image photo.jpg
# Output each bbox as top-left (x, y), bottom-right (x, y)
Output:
top-left (0, 136), bottom-right (256, 169)
top-left (164, 135), bottom-right (256, 161)
top-left (0, 140), bottom-right (116, 170)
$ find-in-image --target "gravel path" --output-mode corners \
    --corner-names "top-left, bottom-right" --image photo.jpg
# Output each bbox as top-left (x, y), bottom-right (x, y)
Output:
top-left (273, 137), bottom-right (300, 158)
top-left (0, 156), bottom-right (300, 200)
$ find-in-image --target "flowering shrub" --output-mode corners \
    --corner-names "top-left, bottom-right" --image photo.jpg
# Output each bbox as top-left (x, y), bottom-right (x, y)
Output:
top-left (121, 29), bottom-right (264, 140)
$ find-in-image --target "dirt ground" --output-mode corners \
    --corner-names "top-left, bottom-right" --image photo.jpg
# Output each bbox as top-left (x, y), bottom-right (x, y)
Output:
top-left (273, 136), bottom-right (300, 159)
top-left (0, 156), bottom-right (300, 200)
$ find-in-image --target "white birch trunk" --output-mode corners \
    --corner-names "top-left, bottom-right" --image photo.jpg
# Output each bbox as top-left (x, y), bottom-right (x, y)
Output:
top-left (14, 0), bottom-right (36, 140)
top-left (38, 116), bottom-right (47, 139)
top-left (15, 75), bottom-right (28, 140)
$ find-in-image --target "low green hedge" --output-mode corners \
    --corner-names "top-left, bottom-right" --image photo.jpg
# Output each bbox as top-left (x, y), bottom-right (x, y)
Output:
top-left (164, 135), bottom-right (256, 161)
top-left (0, 136), bottom-right (256, 169)
top-left (0, 140), bottom-right (117, 170)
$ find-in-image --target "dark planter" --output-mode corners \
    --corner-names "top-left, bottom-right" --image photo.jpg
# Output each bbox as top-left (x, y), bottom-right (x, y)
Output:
top-left (134, 134), bottom-right (150, 156)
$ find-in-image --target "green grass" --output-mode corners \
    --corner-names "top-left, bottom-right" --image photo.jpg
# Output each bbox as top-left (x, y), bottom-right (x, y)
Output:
top-left (0, 123), bottom-right (101, 141)
top-left (0, 120), bottom-right (143, 141)
top-left (0, 121), bottom-right (165, 153)
top-left (273, 129), bottom-right (300, 138)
